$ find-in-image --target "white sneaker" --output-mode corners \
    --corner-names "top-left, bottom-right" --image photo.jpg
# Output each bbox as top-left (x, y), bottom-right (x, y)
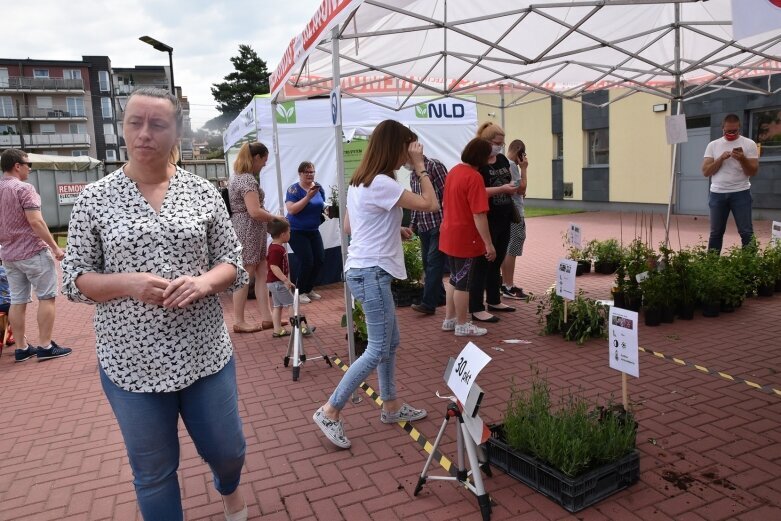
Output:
top-left (307, 291), bottom-right (322, 300)
top-left (455, 322), bottom-right (488, 337)
top-left (298, 294), bottom-right (312, 304)
top-left (441, 318), bottom-right (456, 331)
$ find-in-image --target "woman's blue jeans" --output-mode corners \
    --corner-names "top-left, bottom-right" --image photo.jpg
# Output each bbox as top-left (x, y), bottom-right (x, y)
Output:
top-left (329, 267), bottom-right (400, 410)
top-left (100, 356), bottom-right (246, 521)
top-left (708, 189), bottom-right (754, 253)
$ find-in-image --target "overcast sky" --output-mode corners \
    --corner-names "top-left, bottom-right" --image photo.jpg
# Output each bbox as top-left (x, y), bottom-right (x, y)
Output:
top-left (2, 0), bottom-right (323, 129)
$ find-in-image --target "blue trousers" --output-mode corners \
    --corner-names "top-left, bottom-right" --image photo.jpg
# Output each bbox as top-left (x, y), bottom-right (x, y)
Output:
top-left (100, 356), bottom-right (245, 521)
top-left (418, 226), bottom-right (446, 309)
top-left (289, 229), bottom-right (325, 294)
top-left (708, 189), bottom-right (753, 253)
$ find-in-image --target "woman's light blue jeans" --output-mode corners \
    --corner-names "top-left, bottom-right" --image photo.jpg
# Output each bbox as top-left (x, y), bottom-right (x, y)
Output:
top-left (330, 266), bottom-right (400, 409)
top-left (100, 356), bottom-right (245, 521)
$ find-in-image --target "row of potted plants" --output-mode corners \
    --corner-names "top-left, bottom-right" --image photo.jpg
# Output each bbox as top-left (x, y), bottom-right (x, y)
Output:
top-left (618, 237), bottom-right (781, 325)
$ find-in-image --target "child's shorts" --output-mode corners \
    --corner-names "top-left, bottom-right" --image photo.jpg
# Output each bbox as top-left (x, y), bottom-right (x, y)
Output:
top-left (268, 280), bottom-right (294, 308)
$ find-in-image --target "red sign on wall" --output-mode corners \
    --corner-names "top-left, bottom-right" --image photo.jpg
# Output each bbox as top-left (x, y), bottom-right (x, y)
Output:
top-left (57, 183), bottom-right (87, 205)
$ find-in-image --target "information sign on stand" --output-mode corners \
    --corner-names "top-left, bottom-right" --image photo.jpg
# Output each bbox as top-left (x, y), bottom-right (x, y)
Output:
top-left (556, 259), bottom-right (578, 301)
top-left (447, 342), bottom-right (491, 406)
top-left (567, 223), bottom-right (582, 248)
top-left (772, 221), bottom-right (781, 244)
top-left (609, 307), bottom-right (639, 378)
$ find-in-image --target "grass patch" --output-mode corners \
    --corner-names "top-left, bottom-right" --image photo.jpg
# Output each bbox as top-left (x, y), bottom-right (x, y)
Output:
top-left (525, 207), bottom-right (585, 218)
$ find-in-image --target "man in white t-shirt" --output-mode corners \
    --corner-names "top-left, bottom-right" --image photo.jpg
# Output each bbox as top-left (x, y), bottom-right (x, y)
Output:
top-left (701, 114), bottom-right (759, 253)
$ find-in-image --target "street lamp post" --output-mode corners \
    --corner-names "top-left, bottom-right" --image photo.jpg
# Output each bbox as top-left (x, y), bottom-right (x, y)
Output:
top-left (139, 36), bottom-right (175, 95)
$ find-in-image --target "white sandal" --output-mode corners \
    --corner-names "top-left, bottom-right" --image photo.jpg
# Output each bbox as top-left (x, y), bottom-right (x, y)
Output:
top-left (222, 497), bottom-right (248, 521)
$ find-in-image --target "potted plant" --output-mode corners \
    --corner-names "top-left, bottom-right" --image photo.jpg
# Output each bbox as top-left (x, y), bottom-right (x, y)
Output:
top-left (592, 239), bottom-right (623, 274)
top-left (726, 239), bottom-right (760, 298)
top-left (691, 248), bottom-right (723, 317)
top-left (757, 241), bottom-right (779, 297)
top-left (485, 371), bottom-right (639, 513)
top-left (640, 271), bottom-right (665, 326)
top-left (670, 248), bottom-right (695, 320)
top-left (535, 289), bottom-right (609, 345)
top-left (622, 239), bottom-right (653, 311)
top-left (391, 236), bottom-right (424, 307)
top-left (340, 300), bottom-right (368, 357)
top-left (611, 262), bottom-right (628, 309)
top-left (567, 245), bottom-right (592, 276)
top-left (326, 184), bottom-right (340, 219)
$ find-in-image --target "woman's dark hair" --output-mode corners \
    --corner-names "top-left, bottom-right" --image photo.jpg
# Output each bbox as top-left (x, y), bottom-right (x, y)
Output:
top-left (508, 139), bottom-right (526, 157)
top-left (460, 138), bottom-right (492, 168)
top-left (298, 161), bottom-right (315, 173)
top-left (350, 119), bottom-right (416, 187)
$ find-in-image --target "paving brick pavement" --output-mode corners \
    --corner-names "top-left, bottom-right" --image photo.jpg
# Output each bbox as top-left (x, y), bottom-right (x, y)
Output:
top-left (0, 211), bottom-right (779, 520)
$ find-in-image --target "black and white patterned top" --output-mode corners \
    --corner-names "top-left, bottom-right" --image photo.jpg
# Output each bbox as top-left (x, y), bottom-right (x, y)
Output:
top-left (62, 167), bottom-right (249, 393)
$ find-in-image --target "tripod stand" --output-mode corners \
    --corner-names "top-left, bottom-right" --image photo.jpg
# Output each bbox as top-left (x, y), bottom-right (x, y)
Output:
top-left (282, 289), bottom-right (331, 381)
top-left (414, 400), bottom-right (492, 521)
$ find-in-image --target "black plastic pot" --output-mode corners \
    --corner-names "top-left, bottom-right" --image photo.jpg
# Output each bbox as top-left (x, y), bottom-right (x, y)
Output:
top-left (661, 306), bottom-right (675, 323)
top-left (644, 307), bottom-right (661, 326)
top-left (677, 302), bottom-right (695, 320)
top-left (624, 295), bottom-right (642, 312)
top-left (702, 300), bottom-right (720, 317)
top-left (327, 205), bottom-right (340, 219)
top-left (758, 284), bottom-right (774, 297)
top-left (775, 278), bottom-right (781, 292)
top-left (575, 261), bottom-right (591, 277)
top-left (612, 291), bottom-right (626, 309)
top-left (595, 261), bottom-right (618, 275)
top-left (720, 301), bottom-right (735, 313)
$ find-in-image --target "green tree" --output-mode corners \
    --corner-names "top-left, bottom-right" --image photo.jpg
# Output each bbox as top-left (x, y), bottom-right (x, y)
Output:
top-left (207, 44), bottom-right (269, 130)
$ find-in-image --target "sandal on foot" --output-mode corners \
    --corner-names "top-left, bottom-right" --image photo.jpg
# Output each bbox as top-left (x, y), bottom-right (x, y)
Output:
top-left (272, 329), bottom-right (290, 338)
top-left (233, 323), bottom-right (263, 333)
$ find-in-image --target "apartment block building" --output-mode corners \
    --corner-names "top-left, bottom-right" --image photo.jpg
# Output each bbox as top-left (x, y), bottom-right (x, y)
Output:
top-left (1, 56), bottom-right (191, 162)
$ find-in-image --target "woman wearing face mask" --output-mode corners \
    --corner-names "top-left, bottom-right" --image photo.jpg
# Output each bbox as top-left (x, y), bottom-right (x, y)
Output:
top-left (469, 122), bottom-right (518, 323)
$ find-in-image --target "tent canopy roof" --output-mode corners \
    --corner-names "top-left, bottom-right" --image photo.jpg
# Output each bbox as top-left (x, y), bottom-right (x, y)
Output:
top-left (270, 0), bottom-right (781, 110)
top-left (27, 153), bottom-right (102, 172)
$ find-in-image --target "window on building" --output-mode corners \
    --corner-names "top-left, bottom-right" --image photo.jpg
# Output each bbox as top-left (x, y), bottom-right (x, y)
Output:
top-left (33, 69), bottom-right (50, 78)
top-left (106, 149), bottom-right (117, 161)
top-left (553, 133), bottom-right (564, 160)
top-left (64, 69), bottom-right (82, 80)
top-left (99, 71), bottom-right (110, 92)
top-left (72, 150), bottom-right (89, 157)
top-left (36, 96), bottom-right (53, 109)
top-left (103, 123), bottom-right (115, 135)
top-left (0, 96), bottom-right (14, 118)
top-left (751, 107), bottom-right (781, 158)
top-left (586, 128), bottom-right (609, 166)
top-left (0, 68), bottom-right (9, 88)
top-left (101, 97), bottom-right (113, 118)
top-left (66, 97), bottom-right (86, 117)
top-left (1, 124), bottom-right (17, 134)
top-left (69, 123), bottom-right (86, 134)
top-left (40, 123), bottom-right (56, 134)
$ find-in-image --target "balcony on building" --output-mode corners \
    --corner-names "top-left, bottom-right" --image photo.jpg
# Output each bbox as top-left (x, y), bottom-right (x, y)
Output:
top-left (0, 133), bottom-right (91, 148)
top-left (0, 104), bottom-right (89, 121)
top-left (104, 134), bottom-right (118, 145)
top-left (0, 76), bottom-right (85, 93)
top-left (114, 82), bottom-right (171, 96)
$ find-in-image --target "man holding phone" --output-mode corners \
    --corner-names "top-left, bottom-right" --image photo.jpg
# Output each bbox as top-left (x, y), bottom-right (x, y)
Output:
top-left (701, 114), bottom-right (759, 253)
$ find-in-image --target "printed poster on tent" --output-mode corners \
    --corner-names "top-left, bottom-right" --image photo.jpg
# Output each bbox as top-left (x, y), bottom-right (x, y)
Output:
top-left (609, 307), bottom-right (639, 378)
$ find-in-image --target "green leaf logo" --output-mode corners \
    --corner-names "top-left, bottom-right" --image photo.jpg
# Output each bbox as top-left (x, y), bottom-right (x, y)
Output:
top-left (415, 104), bottom-right (429, 119)
top-left (276, 101), bottom-right (296, 123)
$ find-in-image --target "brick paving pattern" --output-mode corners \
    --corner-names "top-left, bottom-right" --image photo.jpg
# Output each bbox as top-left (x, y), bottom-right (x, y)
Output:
top-left (1, 211), bottom-right (779, 520)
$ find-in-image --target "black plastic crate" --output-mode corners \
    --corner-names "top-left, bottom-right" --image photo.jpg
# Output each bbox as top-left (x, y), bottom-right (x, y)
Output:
top-left (485, 424), bottom-right (639, 513)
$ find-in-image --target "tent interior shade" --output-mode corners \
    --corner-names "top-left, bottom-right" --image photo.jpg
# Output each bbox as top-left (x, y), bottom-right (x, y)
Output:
top-left (272, 0), bottom-right (781, 109)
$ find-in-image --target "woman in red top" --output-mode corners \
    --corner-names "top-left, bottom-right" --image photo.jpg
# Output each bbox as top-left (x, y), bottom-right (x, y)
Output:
top-left (439, 138), bottom-right (496, 337)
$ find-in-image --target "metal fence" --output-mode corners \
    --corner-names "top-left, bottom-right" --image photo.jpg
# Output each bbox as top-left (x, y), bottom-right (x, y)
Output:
top-left (32, 159), bottom-right (228, 229)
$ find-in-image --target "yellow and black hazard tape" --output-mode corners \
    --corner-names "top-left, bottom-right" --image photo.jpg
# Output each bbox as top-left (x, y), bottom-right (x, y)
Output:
top-left (638, 346), bottom-right (781, 398)
top-left (331, 356), bottom-right (457, 476)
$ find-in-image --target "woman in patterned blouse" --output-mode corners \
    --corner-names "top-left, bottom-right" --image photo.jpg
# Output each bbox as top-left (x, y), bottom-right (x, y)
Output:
top-left (62, 88), bottom-right (250, 521)
top-left (229, 141), bottom-right (280, 333)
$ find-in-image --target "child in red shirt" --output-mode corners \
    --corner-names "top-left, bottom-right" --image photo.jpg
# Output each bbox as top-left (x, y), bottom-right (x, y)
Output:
top-left (266, 220), bottom-right (295, 337)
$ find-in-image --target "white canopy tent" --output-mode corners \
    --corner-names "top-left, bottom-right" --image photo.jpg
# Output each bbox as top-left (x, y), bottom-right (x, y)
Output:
top-left (265, 0), bottom-right (781, 360)
top-left (27, 153), bottom-right (101, 172)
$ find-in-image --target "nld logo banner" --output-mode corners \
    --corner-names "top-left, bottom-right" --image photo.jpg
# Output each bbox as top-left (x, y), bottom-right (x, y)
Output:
top-left (414, 101), bottom-right (466, 119)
